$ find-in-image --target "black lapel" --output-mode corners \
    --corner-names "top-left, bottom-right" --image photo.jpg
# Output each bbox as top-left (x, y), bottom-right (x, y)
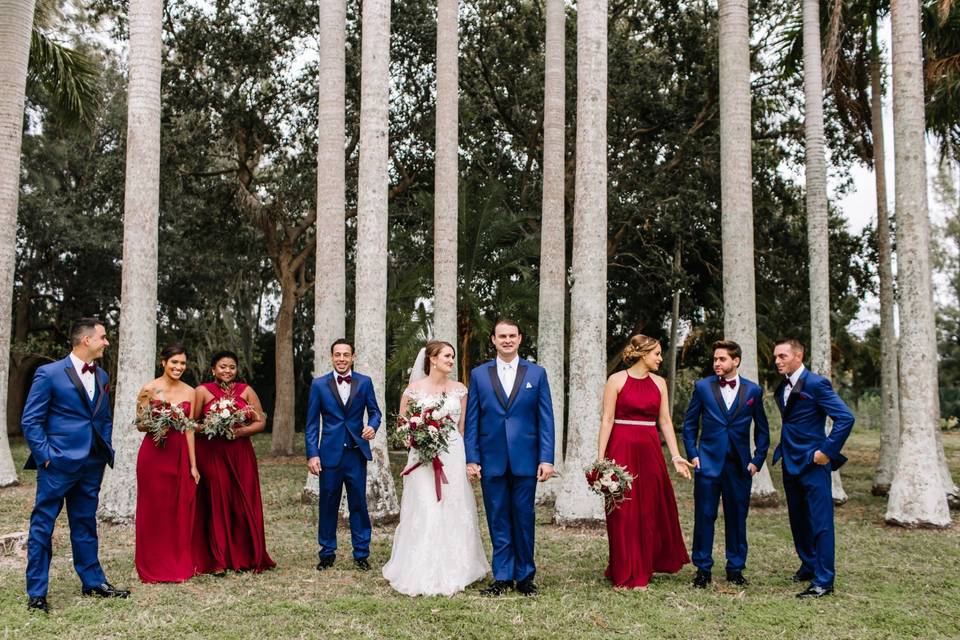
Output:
top-left (506, 363), bottom-right (528, 410)
top-left (65, 364), bottom-right (94, 413)
top-left (728, 382), bottom-right (749, 422)
top-left (92, 370), bottom-right (107, 416)
top-left (346, 375), bottom-right (360, 409)
top-left (709, 379), bottom-right (728, 418)
top-left (488, 364), bottom-right (508, 410)
top-left (784, 371), bottom-right (808, 417)
top-left (326, 374), bottom-right (346, 411)
top-left (775, 382), bottom-right (786, 416)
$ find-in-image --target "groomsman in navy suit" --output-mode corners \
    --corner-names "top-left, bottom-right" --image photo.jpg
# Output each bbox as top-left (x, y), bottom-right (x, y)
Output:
top-left (21, 318), bottom-right (129, 613)
top-left (465, 318), bottom-right (555, 597)
top-left (772, 338), bottom-right (854, 598)
top-left (305, 339), bottom-right (382, 571)
top-left (683, 340), bottom-right (770, 589)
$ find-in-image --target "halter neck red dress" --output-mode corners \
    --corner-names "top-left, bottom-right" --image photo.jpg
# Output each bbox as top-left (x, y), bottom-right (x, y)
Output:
top-left (604, 374), bottom-right (689, 588)
top-left (192, 383), bottom-right (275, 573)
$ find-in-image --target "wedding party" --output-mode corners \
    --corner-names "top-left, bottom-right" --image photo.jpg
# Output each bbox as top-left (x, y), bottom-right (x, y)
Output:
top-left (1, 0), bottom-right (959, 638)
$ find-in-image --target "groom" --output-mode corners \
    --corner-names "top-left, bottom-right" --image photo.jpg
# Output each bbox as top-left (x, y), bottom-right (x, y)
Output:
top-left (21, 318), bottom-right (129, 613)
top-left (305, 339), bottom-right (382, 571)
top-left (465, 318), bottom-right (555, 597)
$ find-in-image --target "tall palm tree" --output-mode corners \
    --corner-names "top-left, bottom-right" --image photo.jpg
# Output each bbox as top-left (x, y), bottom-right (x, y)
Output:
top-left (354, 0), bottom-right (399, 520)
top-left (304, 0), bottom-right (348, 501)
top-left (802, 0), bottom-right (847, 504)
top-left (536, 0), bottom-right (566, 505)
top-left (0, 0), bottom-right (38, 488)
top-left (718, 0), bottom-right (778, 505)
top-left (97, 0), bottom-right (163, 522)
top-left (433, 0), bottom-right (458, 359)
top-left (885, 0), bottom-right (952, 527)
top-left (555, 0), bottom-right (607, 524)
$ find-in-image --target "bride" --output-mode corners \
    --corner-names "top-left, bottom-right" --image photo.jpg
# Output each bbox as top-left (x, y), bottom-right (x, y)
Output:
top-left (382, 340), bottom-right (489, 596)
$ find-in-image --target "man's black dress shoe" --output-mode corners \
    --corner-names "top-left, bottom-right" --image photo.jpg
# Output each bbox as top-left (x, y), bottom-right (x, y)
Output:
top-left (316, 555), bottom-right (336, 570)
top-left (354, 558), bottom-right (371, 571)
top-left (797, 584), bottom-right (834, 599)
top-left (82, 582), bottom-right (130, 598)
top-left (516, 578), bottom-right (539, 596)
top-left (480, 580), bottom-right (513, 597)
top-left (27, 596), bottom-right (49, 613)
top-left (791, 569), bottom-right (815, 583)
top-left (692, 569), bottom-right (711, 589)
top-left (726, 570), bottom-right (749, 586)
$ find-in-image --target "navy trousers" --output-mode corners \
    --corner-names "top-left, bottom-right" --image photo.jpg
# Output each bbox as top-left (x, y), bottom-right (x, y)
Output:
top-left (480, 470), bottom-right (538, 583)
top-left (26, 461), bottom-right (107, 597)
top-left (783, 463), bottom-right (835, 587)
top-left (691, 453), bottom-right (752, 573)
top-left (317, 447), bottom-right (370, 559)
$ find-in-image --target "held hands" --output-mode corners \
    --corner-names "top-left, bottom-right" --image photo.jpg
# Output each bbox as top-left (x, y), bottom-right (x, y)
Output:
top-left (671, 456), bottom-right (694, 480)
top-left (691, 457), bottom-right (701, 470)
top-left (537, 463), bottom-right (555, 482)
top-left (307, 456), bottom-right (322, 475)
top-left (361, 426), bottom-right (376, 441)
top-left (466, 463), bottom-right (481, 481)
top-left (191, 466), bottom-right (201, 485)
top-left (747, 463), bottom-right (758, 476)
top-left (813, 450), bottom-right (830, 466)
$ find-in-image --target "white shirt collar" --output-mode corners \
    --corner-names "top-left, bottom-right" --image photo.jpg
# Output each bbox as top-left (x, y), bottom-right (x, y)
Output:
top-left (335, 369), bottom-right (353, 383)
top-left (69, 352), bottom-right (92, 372)
top-left (496, 355), bottom-right (519, 369)
top-left (787, 364), bottom-right (805, 387)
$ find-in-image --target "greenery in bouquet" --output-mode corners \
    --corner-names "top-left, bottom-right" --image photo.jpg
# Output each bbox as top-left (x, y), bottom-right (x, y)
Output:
top-left (202, 396), bottom-right (258, 440)
top-left (585, 458), bottom-right (635, 514)
top-left (135, 399), bottom-right (196, 447)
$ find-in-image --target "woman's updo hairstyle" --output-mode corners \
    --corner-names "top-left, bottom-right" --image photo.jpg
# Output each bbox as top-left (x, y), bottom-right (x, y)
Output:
top-left (621, 334), bottom-right (660, 366)
top-left (423, 340), bottom-right (456, 375)
top-left (160, 343), bottom-right (187, 362)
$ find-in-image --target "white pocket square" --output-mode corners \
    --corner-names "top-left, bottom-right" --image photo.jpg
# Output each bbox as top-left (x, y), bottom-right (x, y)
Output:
top-left (526, 382), bottom-right (533, 389)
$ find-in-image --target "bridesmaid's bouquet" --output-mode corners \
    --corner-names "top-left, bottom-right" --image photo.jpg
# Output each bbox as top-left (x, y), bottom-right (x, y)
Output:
top-left (392, 394), bottom-right (458, 500)
top-left (585, 459), bottom-right (635, 514)
top-left (202, 397), bottom-right (256, 440)
top-left (135, 400), bottom-right (196, 448)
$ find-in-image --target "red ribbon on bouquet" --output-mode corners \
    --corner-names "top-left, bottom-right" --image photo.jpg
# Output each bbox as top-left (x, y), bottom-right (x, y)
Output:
top-left (401, 457), bottom-right (449, 501)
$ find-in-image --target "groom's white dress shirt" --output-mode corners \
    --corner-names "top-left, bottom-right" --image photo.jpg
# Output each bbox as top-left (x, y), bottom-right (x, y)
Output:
top-left (720, 374), bottom-right (739, 410)
top-left (69, 352), bottom-right (96, 400)
top-left (496, 356), bottom-right (518, 397)
top-left (783, 364), bottom-right (805, 405)
top-left (335, 369), bottom-right (352, 405)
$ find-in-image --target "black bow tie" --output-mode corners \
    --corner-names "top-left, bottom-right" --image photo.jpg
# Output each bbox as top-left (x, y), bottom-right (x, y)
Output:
top-left (82, 362), bottom-right (97, 374)
top-left (337, 375), bottom-right (352, 385)
top-left (785, 376), bottom-right (793, 386)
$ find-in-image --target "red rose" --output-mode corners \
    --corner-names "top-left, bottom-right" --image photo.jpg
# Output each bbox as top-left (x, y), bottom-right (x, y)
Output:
top-left (586, 469), bottom-right (599, 484)
top-left (610, 472), bottom-right (618, 482)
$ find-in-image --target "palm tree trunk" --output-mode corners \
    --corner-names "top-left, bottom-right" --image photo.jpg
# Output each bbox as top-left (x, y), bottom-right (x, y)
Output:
top-left (869, 34), bottom-right (901, 498)
top-left (353, 0), bottom-right (399, 521)
top-left (666, 240), bottom-right (681, 415)
top-left (884, 0), bottom-right (951, 527)
top-left (270, 272), bottom-right (297, 456)
top-left (98, 0), bottom-right (163, 522)
top-left (304, 0), bottom-right (347, 502)
top-left (0, 0), bottom-right (37, 488)
top-left (433, 0), bottom-right (458, 363)
top-left (802, 0), bottom-right (846, 505)
top-left (536, 0), bottom-right (566, 505)
top-left (718, 0), bottom-right (777, 506)
top-left (554, 0), bottom-right (606, 525)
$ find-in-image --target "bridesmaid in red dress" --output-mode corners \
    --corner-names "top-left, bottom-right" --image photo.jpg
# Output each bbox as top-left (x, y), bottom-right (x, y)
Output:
top-left (597, 334), bottom-right (693, 589)
top-left (193, 350), bottom-right (275, 573)
top-left (135, 343), bottom-right (201, 583)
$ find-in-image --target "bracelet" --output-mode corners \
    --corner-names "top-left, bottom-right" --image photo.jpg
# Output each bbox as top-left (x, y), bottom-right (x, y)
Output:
top-left (671, 455), bottom-right (684, 463)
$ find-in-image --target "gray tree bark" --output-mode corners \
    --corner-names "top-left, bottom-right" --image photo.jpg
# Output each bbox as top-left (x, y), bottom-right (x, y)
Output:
top-left (554, 0), bottom-right (606, 525)
top-left (718, 0), bottom-right (777, 505)
top-left (0, 0), bottom-right (37, 488)
top-left (885, 0), bottom-right (951, 527)
top-left (536, 0), bottom-right (565, 505)
top-left (353, 0), bottom-right (399, 521)
top-left (98, 0), bottom-right (163, 522)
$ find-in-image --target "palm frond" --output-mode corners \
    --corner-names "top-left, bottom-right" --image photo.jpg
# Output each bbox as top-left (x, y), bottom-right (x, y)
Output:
top-left (27, 28), bottom-right (102, 127)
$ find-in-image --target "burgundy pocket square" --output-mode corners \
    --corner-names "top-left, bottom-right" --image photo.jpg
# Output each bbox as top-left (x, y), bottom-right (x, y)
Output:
top-left (746, 398), bottom-right (754, 406)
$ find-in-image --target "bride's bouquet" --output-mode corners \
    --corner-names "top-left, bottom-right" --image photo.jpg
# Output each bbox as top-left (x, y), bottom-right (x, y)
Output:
top-left (585, 459), bottom-right (635, 514)
top-left (202, 396), bottom-right (257, 440)
top-left (135, 399), bottom-right (196, 448)
top-left (392, 394), bottom-right (458, 501)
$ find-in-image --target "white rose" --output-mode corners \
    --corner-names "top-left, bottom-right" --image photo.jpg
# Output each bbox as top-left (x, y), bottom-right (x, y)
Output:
top-left (409, 416), bottom-right (422, 425)
top-left (220, 409), bottom-right (230, 418)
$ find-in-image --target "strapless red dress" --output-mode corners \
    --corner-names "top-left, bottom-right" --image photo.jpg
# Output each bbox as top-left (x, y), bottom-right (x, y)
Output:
top-left (135, 401), bottom-right (197, 583)
top-left (604, 374), bottom-right (689, 587)
top-left (192, 382), bottom-right (275, 573)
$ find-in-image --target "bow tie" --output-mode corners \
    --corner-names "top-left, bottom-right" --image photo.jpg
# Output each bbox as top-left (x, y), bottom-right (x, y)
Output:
top-left (719, 377), bottom-right (736, 389)
top-left (337, 375), bottom-right (352, 385)
top-left (82, 362), bottom-right (97, 374)
top-left (784, 376), bottom-right (793, 386)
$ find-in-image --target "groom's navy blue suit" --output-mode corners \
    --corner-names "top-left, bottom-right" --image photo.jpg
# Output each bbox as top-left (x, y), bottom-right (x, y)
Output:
top-left (464, 358), bottom-right (554, 584)
top-left (21, 356), bottom-right (115, 597)
top-left (305, 370), bottom-right (381, 559)
top-left (772, 366), bottom-right (854, 588)
top-left (682, 375), bottom-right (769, 573)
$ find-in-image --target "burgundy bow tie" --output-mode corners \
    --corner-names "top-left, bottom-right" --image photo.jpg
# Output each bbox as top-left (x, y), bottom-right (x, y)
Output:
top-left (719, 377), bottom-right (736, 389)
top-left (337, 375), bottom-right (352, 385)
top-left (82, 362), bottom-right (97, 374)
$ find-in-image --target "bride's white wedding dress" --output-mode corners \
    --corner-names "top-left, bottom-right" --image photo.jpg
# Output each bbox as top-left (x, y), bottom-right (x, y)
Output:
top-left (382, 388), bottom-right (490, 596)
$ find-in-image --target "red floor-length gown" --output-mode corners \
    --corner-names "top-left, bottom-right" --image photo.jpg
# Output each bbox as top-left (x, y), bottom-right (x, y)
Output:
top-left (192, 383), bottom-right (275, 573)
top-left (135, 401), bottom-right (197, 583)
top-left (604, 374), bottom-right (689, 588)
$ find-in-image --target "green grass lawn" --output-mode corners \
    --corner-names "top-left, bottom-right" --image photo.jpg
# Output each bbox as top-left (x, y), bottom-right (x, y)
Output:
top-left (1, 428), bottom-right (958, 639)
